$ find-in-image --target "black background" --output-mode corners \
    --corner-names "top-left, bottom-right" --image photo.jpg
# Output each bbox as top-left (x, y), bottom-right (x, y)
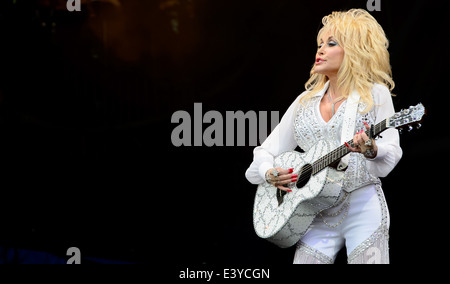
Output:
top-left (0, 0), bottom-right (447, 265)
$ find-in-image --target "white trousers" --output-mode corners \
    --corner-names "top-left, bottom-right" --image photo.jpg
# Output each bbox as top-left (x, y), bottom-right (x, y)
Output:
top-left (293, 184), bottom-right (390, 264)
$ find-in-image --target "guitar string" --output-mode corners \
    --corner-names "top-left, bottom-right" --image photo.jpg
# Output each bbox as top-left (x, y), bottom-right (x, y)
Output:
top-left (292, 122), bottom-right (387, 185)
top-left (291, 144), bottom-right (348, 185)
top-left (282, 111), bottom-right (423, 186)
top-left (294, 141), bottom-right (355, 184)
top-left (311, 120), bottom-right (386, 170)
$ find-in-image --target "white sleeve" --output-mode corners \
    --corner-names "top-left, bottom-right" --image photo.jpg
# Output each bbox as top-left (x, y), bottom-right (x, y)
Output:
top-left (366, 84), bottom-right (403, 178)
top-left (245, 94), bottom-right (305, 185)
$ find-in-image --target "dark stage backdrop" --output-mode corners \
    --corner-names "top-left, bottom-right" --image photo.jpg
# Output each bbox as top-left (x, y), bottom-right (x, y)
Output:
top-left (0, 0), bottom-right (448, 266)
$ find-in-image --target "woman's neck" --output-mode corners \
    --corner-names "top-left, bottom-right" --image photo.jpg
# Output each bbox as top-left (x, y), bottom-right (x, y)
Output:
top-left (327, 77), bottom-right (342, 100)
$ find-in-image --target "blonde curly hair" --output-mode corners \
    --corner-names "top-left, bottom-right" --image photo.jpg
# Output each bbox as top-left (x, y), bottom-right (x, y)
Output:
top-left (301, 9), bottom-right (395, 112)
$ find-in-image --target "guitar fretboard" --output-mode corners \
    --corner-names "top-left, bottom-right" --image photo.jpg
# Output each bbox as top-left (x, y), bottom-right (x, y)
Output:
top-left (311, 119), bottom-right (388, 175)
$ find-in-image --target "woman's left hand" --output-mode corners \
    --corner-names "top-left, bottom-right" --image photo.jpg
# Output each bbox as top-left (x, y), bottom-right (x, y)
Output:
top-left (345, 122), bottom-right (378, 159)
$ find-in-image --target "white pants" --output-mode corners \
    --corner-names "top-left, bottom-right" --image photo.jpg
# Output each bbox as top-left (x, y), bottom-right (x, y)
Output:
top-left (293, 184), bottom-right (390, 264)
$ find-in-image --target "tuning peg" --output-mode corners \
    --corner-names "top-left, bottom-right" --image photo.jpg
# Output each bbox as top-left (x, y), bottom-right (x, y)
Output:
top-left (399, 128), bottom-right (403, 134)
top-left (408, 126), bottom-right (413, 132)
top-left (416, 123), bottom-right (422, 130)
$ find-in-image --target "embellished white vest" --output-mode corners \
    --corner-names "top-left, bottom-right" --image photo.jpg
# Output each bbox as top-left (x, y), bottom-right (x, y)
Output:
top-left (293, 94), bottom-right (380, 193)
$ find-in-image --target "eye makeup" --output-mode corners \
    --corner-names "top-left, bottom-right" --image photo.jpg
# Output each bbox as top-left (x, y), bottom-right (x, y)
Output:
top-left (318, 37), bottom-right (339, 49)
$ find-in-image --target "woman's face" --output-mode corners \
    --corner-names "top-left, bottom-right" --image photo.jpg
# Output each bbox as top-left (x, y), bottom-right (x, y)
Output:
top-left (314, 31), bottom-right (345, 78)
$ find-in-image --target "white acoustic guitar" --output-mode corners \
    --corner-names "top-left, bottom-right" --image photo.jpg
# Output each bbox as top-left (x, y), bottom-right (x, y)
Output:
top-left (253, 103), bottom-right (426, 248)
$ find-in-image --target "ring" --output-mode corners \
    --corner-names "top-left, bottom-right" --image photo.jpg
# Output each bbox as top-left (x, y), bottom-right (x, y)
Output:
top-left (272, 169), bottom-right (279, 177)
top-left (364, 139), bottom-right (373, 147)
top-left (364, 148), bottom-right (375, 158)
top-left (265, 169), bottom-right (279, 185)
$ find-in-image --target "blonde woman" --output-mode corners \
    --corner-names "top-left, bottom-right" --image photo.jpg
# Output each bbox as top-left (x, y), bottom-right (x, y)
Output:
top-left (245, 9), bottom-right (402, 264)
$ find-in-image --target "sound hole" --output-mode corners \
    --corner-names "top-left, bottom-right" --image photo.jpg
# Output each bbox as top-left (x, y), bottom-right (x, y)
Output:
top-left (296, 163), bottom-right (312, 189)
top-left (277, 163), bottom-right (313, 206)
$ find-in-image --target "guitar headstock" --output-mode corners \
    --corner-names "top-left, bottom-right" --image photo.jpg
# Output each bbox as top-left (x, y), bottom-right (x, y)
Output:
top-left (387, 103), bottom-right (426, 132)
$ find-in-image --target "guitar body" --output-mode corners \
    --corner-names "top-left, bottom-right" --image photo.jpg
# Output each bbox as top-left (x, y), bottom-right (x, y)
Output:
top-left (253, 140), bottom-right (344, 248)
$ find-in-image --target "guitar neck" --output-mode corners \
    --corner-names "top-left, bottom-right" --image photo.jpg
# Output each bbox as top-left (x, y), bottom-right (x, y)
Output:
top-left (311, 119), bottom-right (388, 175)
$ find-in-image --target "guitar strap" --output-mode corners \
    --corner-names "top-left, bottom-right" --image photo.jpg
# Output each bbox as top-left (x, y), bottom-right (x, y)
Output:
top-left (337, 90), bottom-right (360, 171)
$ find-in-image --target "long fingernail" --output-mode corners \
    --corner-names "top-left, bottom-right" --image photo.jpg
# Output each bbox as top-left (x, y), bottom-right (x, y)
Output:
top-left (363, 121), bottom-right (369, 127)
top-left (289, 168), bottom-right (294, 173)
top-left (291, 175), bottom-right (298, 178)
top-left (345, 142), bottom-right (350, 148)
top-left (287, 190), bottom-right (292, 192)
top-left (291, 179), bottom-right (297, 182)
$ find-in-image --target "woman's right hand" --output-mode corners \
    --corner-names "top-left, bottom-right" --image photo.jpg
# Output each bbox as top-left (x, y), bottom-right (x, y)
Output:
top-left (265, 167), bottom-right (298, 192)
